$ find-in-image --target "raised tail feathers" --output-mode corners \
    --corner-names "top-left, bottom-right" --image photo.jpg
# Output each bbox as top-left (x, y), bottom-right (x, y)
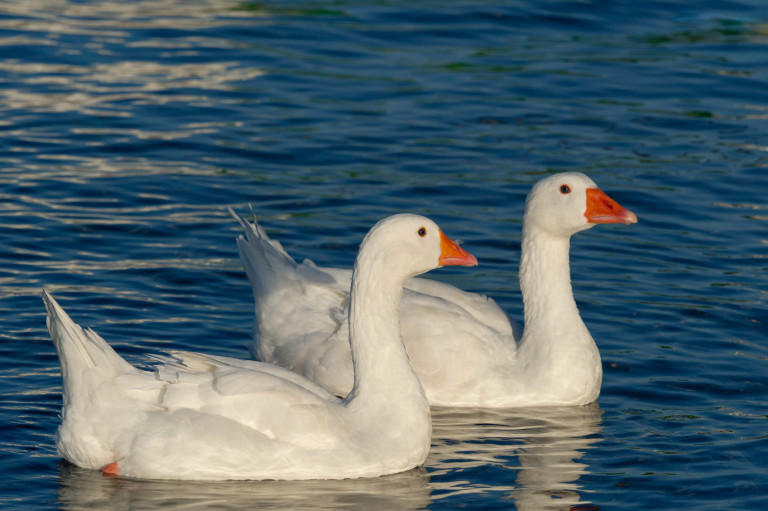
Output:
top-left (229, 206), bottom-right (296, 265)
top-left (43, 290), bottom-right (135, 382)
top-left (229, 207), bottom-right (303, 296)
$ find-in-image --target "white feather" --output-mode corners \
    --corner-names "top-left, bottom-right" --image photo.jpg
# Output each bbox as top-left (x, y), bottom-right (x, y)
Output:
top-left (235, 173), bottom-right (636, 407)
top-left (47, 214), bottom-right (471, 480)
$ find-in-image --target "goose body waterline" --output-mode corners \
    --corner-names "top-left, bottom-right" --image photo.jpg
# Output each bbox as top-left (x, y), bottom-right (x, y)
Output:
top-left (46, 214), bottom-right (477, 480)
top-left (235, 173), bottom-right (636, 407)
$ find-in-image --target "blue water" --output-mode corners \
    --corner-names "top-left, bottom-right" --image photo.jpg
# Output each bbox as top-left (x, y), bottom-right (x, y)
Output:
top-left (1, 0), bottom-right (767, 508)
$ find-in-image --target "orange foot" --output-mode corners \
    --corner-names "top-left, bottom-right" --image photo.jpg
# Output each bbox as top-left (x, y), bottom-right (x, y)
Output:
top-left (102, 462), bottom-right (119, 478)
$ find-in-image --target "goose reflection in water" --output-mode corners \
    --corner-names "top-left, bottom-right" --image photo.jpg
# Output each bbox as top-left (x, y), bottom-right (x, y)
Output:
top-left (56, 463), bottom-right (432, 510)
top-left (429, 403), bottom-right (603, 510)
top-left (57, 403), bottom-right (602, 510)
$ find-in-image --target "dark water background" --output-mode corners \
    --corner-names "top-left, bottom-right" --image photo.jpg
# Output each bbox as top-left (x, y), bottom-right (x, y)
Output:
top-left (1, 0), bottom-right (767, 509)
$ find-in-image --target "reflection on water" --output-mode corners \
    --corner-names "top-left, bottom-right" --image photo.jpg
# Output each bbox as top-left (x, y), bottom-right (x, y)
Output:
top-left (430, 404), bottom-right (603, 510)
top-left (0, 60), bottom-right (263, 115)
top-left (0, 0), bottom-right (263, 162)
top-left (56, 404), bottom-right (602, 510)
top-left (57, 463), bottom-right (432, 511)
top-left (512, 405), bottom-right (602, 511)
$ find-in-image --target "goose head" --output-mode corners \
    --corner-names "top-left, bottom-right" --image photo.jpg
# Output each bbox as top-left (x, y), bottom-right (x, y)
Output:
top-left (357, 214), bottom-right (478, 281)
top-left (523, 172), bottom-right (637, 238)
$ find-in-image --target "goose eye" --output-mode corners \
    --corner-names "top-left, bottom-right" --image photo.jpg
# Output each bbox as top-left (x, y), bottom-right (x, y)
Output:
top-left (560, 185), bottom-right (571, 194)
top-left (417, 227), bottom-right (427, 237)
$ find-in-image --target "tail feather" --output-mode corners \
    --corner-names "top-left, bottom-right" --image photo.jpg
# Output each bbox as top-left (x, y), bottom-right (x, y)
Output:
top-left (43, 290), bottom-right (136, 381)
top-left (229, 207), bottom-right (302, 297)
top-left (229, 206), bottom-right (296, 265)
top-left (44, 290), bottom-right (152, 470)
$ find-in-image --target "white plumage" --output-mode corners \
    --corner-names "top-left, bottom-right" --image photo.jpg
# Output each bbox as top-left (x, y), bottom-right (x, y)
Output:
top-left (235, 172), bottom-right (637, 407)
top-left (46, 214), bottom-right (477, 480)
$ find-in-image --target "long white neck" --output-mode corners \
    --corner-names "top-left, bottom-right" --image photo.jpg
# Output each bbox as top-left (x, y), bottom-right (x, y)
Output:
top-left (343, 250), bottom-right (428, 412)
top-left (516, 225), bottom-right (602, 403)
top-left (520, 229), bottom-right (579, 329)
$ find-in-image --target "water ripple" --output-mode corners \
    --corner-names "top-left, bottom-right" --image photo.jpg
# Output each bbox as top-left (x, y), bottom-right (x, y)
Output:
top-left (1, 0), bottom-right (768, 509)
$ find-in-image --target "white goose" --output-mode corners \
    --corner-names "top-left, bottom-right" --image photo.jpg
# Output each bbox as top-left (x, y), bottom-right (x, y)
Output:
top-left (234, 172), bottom-right (637, 408)
top-left (45, 214), bottom-right (477, 480)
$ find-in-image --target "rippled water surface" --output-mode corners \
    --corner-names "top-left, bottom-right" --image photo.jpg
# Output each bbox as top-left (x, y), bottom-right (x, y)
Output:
top-left (1, 0), bottom-right (767, 509)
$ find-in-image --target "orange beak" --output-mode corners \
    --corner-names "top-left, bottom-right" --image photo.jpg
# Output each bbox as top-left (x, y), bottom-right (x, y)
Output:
top-left (438, 230), bottom-right (478, 267)
top-left (585, 188), bottom-right (638, 225)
